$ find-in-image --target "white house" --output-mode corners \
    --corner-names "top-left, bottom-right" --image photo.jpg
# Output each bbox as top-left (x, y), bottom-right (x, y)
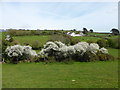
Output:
top-left (67, 32), bottom-right (85, 37)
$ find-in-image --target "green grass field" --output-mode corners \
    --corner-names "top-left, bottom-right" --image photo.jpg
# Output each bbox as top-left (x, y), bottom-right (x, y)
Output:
top-left (1, 32), bottom-right (119, 88)
top-left (13, 35), bottom-right (102, 46)
top-left (108, 48), bottom-right (118, 58)
top-left (13, 35), bottom-right (50, 46)
top-left (88, 32), bottom-right (109, 36)
top-left (2, 60), bottom-right (118, 88)
top-left (2, 48), bottom-right (118, 88)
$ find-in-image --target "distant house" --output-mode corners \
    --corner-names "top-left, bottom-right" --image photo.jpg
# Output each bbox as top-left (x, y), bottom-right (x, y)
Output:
top-left (67, 32), bottom-right (85, 37)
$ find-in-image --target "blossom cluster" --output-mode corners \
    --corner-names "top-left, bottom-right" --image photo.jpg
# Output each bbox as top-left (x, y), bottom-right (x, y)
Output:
top-left (99, 47), bottom-right (108, 54)
top-left (5, 45), bottom-right (37, 57)
top-left (38, 41), bottom-right (108, 58)
top-left (5, 35), bottom-right (12, 41)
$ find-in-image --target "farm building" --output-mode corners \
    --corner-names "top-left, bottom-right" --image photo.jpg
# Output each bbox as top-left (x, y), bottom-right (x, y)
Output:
top-left (67, 32), bottom-right (85, 37)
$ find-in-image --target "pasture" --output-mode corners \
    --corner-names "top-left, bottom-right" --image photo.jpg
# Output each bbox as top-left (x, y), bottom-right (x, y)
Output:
top-left (2, 46), bottom-right (119, 88)
top-left (13, 35), bottom-right (50, 46)
top-left (1, 31), bottom-right (119, 88)
top-left (2, 60), bottom-right (118, 88)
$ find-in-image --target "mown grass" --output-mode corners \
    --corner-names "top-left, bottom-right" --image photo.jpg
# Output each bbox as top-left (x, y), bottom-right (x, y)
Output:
top-left (108, 48), bottom-right (118, 58)
top-left (2, 60), bottom-right (118, 88)
top-left (2, 46), bottom-right (118, 88)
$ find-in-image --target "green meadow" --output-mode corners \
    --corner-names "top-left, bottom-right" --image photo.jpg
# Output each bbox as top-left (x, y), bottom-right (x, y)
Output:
top-left (13, 35), bottom-right (50, 46)
top-left (2, 60), bottom-right (118, 88)
top-left (2, 31), bottom-right (119, 88)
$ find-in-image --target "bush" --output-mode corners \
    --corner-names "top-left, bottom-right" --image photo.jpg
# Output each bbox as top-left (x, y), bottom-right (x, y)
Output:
top-left (2, 39), bottom-right (11, 62)
top-left (97, 39), bottom-right (108, 48)
top-left (31, 40), bottom-right (40, 50)
top-left (5, 45), bottom-right (37, 63)
top-left (38, 41), bottom-right (113, 62)
top-left (82, 51), bottom-right (99, 62)
top-left (5, 35), bottom-right (13, 42)
top-left (11, 40), bottom-right (20, 45)
top-left (72, 51), bottom-right (83, 62)
top-left (97, 51), bottom-right (114, 61)
top-left (87, 40), bottom-right (95, 44)
top-left (49, 34), bottom-right (72, 45)
top-left (70, 38), bottom-right (80, 45)
top-left (7, 29), bottom-right (17, 36)
top-left (108, 38), bottom-right (120, 49)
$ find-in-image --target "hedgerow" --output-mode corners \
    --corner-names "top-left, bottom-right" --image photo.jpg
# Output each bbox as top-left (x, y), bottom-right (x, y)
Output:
top-left (4, 40), bottom-right (114, 63)
top-left (38, 41), bottom-right (114, 62)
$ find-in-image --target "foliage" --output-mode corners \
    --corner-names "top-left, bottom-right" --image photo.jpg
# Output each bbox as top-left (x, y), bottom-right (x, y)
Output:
top-left (2, 39), bottom-right (11, 62)
top-left (99, 47), bottom-right (108, 54)
top-left (82, 51), bottom-right (99, 62)
top-left (110, 28), bottom-right (119, 35)
top-left (89, 29), bottom-right (93, 33)
top-left (5, 45), bottom-right (37, 63)
top-left (107, 38), bottom-right (120, 49)
top-left (7, 29), bottom-right (64, 36)
top-left (96, 51), bottom-right (114, 61)
top-left (70, 38), bottom-right (80, 45)
top-left (97, 39), bottom-right (109, 48)
top-left (82, 28), bottom-right (88, 34)
top-left (49, 34), bottom-right (72, 45)
top-left (32, 40), bottom-right (41, 50)
top-left (11, 40), bottom-right (20, 45)
top-left (5, 35), bottom-right (13, 42)
top-left (38, 41), bottom-right (111, 62)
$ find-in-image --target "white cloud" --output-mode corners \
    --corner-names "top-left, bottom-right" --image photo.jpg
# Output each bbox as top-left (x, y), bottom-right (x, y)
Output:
top-left (0, 2), bottom-right (118, 32)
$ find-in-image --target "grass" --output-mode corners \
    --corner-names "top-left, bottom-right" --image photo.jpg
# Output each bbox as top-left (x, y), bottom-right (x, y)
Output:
top-left (2, 61), bottom-right (118, 88)
top-left (1, 32), bottom-right (119, 88)
top-left (108, 48), bottom-right (118, 58)
top-left (2, 47), bottom-right (118, 88)
top-left (13, 35), bottom-right (50, 46)
top-left (88, 32), bottom-right (109, 36)
top-left (73, 36), bottom-right (101, 42)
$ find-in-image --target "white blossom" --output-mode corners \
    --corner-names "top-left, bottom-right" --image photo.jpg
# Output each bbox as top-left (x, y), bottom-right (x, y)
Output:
top-left (5, 35), bottom-right (12, 41)
top-left (38, 49), bottom-right (48, 57)
top-left (99, 47), bottom-right (108, 54)
top-left (88, 43), bottom-right (99, 54)
top-left (23, 46), bottom-right (37, 56)
top-left (43, 41), bottom-right (59, 51)
top-left (38, 41), bottom-right (109, 59)
top-left (74, 42), bottom-right (89, 55)
top-left (5, 45), bottom-right (24, 57)
top-left (5, 45), bottom-right (37, 58)
top-left (54, 41), bottom-right (66, 48)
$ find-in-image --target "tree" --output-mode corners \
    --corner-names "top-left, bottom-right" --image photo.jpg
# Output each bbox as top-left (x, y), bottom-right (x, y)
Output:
top-left (73, 29), bottom-right (76, 31)
top-left (82, 28), bottom-right (88, 34)
top-left (111, 28), bottom-right (119, 35)
top-left (89, 29), bottom-right (93, 33)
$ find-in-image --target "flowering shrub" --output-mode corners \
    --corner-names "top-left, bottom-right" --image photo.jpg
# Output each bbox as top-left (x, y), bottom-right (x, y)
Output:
top-left (99, 47), bottom-right (108, 54)
top-left (38, 41), bottom-right (112, 62)
top-left (5, 45), bottom-right (37, 63)
top-left (74, 42), bottom-right (89, 55)
top-left (87, 43), bottom-right (99, 54)
top-left (96, 51), bottom-right (114, 61)
top-left (54, 41), bottom-right (66, 48)
top-left (5, 35), bottom-right (13, 42)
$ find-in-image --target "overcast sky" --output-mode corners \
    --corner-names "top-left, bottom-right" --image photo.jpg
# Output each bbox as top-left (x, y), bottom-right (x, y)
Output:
top-left (0, 2), bottom-right (118, 32)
